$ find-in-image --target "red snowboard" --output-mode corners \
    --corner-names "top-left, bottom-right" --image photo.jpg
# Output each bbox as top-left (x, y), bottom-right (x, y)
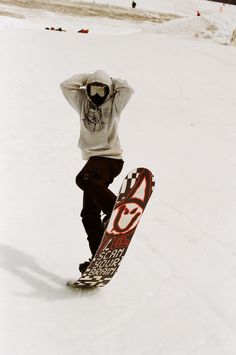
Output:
top-left (67, 167), bottom-right (155, 288)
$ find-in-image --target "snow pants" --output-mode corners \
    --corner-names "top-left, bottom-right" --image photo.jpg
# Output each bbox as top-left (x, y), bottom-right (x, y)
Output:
top-left (75, 157), bottom-right (124, 257)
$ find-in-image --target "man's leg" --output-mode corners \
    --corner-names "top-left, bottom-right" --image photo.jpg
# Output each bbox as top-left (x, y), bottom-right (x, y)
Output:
top-left (76, 157), bottom-right (124, 217)
top-left (81, 191), bottom-right (104, 257)
top-left (76, 157), bottom-right (124, 256)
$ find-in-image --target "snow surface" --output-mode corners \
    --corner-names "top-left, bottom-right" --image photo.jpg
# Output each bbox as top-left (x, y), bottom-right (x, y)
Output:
top-left (1, 0), bottom-right (236, 354)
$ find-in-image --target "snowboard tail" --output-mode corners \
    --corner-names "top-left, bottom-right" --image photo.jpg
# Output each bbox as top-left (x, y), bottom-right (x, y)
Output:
top-left (67, 167), bottom-right (155, 288)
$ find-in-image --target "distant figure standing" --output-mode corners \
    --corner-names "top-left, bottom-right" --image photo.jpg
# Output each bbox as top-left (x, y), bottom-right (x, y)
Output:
top-left (197, 11), bottom-right (201, 16)
top-left (132, 1), bottom-right (137, 9)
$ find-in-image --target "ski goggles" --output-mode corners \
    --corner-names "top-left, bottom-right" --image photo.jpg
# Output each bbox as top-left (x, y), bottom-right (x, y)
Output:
top-left (88, 83), bottom-right (109, 98)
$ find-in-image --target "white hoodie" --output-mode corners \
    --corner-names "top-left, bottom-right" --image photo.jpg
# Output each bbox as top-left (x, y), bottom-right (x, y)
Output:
top-left (60, 70), bottom-right (134, 160)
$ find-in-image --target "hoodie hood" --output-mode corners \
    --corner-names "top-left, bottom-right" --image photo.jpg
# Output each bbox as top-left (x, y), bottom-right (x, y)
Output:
top-left (87, 70), bottom-right (112, 89)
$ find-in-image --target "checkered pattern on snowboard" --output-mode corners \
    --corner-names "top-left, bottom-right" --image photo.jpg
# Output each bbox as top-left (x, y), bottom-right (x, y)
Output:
top-left (68, 167), bottom-right (155, 289)
top-left (118, 168), bottom-right (141, 201)
top-left (68, 274), bottom-right (111, 288)
top-left (119, 168), bottom-right (155, 201)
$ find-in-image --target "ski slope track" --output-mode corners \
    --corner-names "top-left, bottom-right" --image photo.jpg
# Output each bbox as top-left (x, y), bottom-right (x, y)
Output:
top-left (0, 0), bottom-right (180, 23)
top-left (1, 0), bottom-right (236, 354)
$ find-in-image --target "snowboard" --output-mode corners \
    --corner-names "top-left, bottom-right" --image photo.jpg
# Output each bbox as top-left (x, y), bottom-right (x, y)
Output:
top-left (67, 167), bottom-right (155, 288)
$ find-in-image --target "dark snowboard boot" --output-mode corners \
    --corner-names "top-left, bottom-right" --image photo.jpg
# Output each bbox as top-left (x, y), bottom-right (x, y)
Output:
top-left (79, 258), bottom-right (92, 274)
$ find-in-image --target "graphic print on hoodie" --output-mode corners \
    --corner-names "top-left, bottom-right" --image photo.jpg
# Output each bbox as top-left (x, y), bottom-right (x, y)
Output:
top-left (83, 103), bottom-right (105, 132)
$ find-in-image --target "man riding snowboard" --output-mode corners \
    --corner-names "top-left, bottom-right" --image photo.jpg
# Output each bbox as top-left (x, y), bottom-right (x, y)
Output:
top-left (60, 70), bottom-right (134, 273)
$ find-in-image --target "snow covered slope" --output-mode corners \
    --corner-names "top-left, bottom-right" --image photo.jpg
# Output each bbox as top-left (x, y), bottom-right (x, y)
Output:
top-left (1, 1), bottom-right (236, 355)
top-left (1, 0), bottom-right (236, 43)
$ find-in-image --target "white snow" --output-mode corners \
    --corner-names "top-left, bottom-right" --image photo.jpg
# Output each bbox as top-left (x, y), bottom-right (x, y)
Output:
top-left (1, 0), bottom-right (236, 354)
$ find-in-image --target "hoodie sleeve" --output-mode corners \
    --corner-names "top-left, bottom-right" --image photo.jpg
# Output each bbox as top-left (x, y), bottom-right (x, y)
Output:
top-left (112, 78), bottom-right (134, 116)
top-left (60, 73), bottom-right (90, 112)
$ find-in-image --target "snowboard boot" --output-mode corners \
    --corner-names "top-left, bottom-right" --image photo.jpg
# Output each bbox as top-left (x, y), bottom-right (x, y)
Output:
top-left (79, 258), bottom-right (92, 274)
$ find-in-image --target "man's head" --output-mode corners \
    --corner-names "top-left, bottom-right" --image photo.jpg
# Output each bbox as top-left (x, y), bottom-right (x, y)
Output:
top-left (86, 70), bottom-right (112, 106)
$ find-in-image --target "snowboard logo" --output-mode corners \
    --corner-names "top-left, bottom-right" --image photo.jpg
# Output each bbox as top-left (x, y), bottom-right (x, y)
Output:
top-left (111, 203), bottom-right (142, 234)
top-left (106, 171), bottom-right (153, 238)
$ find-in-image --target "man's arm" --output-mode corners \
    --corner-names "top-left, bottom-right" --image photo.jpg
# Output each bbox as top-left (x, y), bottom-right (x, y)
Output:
top-left (112, 78), bottom-right (134, 116)
top-left (60, 73), bottom-right (89, 112)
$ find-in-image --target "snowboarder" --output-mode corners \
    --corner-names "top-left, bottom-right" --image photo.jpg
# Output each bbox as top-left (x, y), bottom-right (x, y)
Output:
top-left (60, 70), bottom-right (134, 273)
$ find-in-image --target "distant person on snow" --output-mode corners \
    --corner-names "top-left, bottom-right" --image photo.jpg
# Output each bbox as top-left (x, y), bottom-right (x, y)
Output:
top-left (132, 1), bottom-right (137, 8)
top-left (60, 70), bottom-right (134, 273)
top-left (77, 28), bottom-right (89, 34)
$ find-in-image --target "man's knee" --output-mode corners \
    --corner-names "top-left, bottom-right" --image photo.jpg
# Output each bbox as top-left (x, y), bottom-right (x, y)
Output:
top-left (75, 171), bottom-right (98, 190)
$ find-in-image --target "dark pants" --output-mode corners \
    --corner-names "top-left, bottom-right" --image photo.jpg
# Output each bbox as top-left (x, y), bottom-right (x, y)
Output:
top-left (75, 157), bottom-right (124, 257)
